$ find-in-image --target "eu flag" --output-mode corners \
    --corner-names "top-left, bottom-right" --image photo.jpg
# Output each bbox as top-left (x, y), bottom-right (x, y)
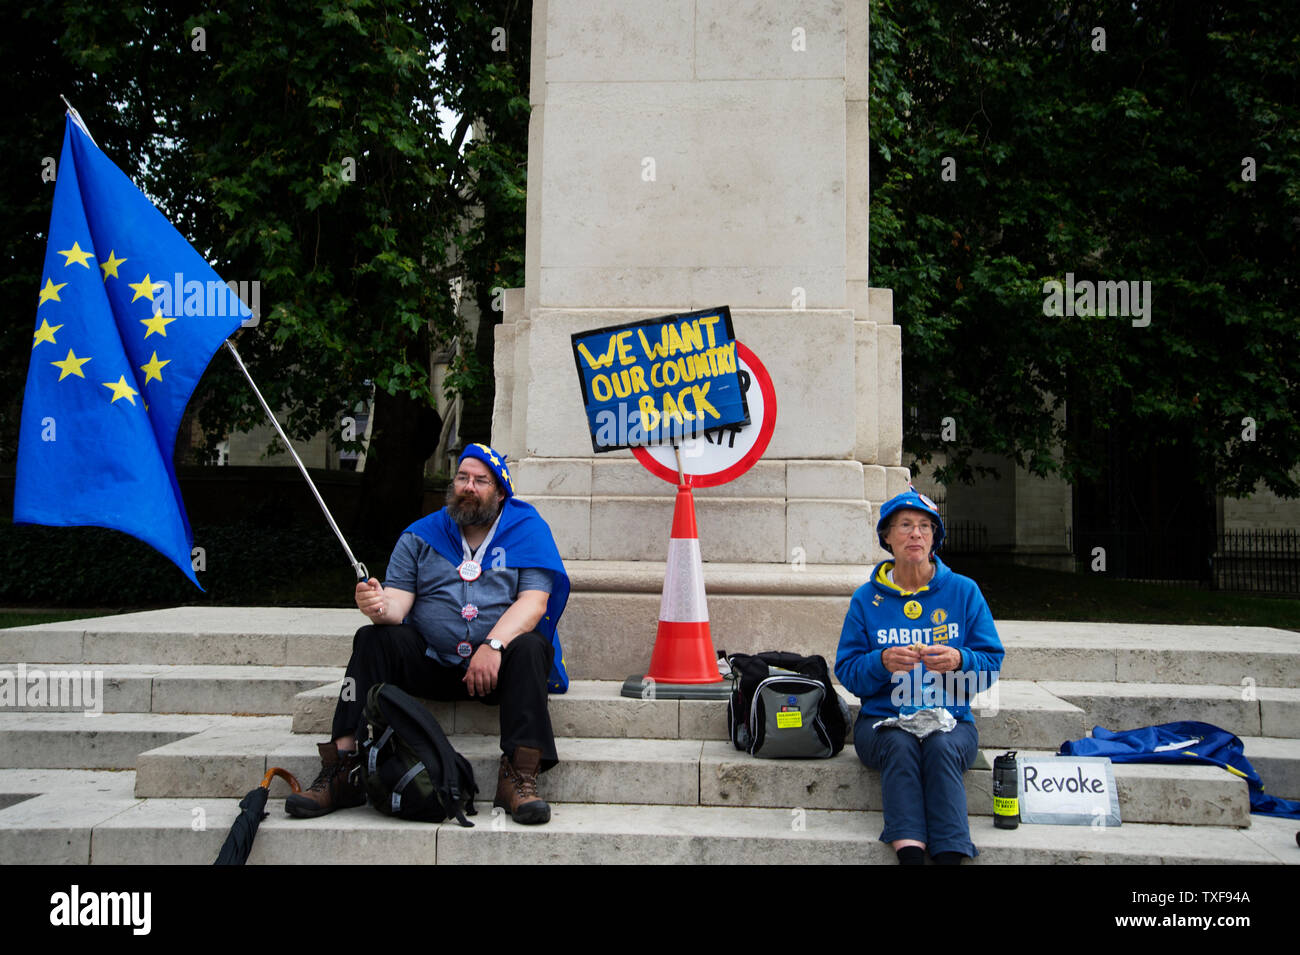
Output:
top-left (14, 113), bottom-right (250, 587)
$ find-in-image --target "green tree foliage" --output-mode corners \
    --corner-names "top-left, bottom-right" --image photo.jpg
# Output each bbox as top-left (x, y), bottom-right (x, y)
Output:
top-left (870, 0), bottom-right (1300, 498)
top-left (3, 1), bottom-right (530, 544)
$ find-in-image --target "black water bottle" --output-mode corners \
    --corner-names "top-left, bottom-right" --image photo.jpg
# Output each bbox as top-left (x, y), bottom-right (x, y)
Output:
top-left (993, 751), bottom-right (1020, 830)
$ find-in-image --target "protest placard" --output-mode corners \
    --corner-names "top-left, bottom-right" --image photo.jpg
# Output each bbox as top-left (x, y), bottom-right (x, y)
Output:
top-left (571, 306), bottom-right (749, 452)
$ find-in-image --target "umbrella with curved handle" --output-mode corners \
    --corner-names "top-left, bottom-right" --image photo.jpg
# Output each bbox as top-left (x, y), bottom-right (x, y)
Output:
top-left (214, 767), bottom-right (302, 866)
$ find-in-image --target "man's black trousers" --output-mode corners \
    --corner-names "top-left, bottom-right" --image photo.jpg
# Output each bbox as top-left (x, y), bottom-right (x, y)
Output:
top-left (331, 624), bottom-right (558, 771)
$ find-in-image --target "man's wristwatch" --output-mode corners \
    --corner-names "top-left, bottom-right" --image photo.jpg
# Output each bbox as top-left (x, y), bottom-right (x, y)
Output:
top-left (486, 638), bottom-right (505, 652)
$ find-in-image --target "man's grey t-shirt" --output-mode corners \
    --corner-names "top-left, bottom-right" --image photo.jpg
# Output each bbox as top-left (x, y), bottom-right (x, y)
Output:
top-left (383, 531), bottom-right (553, 668)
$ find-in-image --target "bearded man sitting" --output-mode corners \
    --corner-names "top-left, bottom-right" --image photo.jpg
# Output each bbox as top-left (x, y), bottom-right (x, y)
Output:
top-left (285, 443), bottom-right (570, 825)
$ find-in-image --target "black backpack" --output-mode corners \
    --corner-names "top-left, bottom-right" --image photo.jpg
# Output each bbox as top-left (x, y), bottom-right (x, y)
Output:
top-left (356, 683), bottom-right (478, 826)
top-left (727, 651), bottom-right (850, 758)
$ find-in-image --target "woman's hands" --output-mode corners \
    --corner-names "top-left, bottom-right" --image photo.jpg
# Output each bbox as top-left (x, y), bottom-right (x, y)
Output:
top-left (882, 644), bottom-right (962, 673)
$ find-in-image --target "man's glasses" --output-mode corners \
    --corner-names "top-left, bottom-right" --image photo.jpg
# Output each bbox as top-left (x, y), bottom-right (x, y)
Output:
top-left (453, 472), bottom-right (495, 490)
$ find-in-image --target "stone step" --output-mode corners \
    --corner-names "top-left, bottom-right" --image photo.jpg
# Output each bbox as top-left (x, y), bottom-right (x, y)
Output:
top-left (129, 719), bottom-right (1250, 826)
top-left (0, 713), bottom-right (232, 770)
top-left (0, 769), bottom-right (140, 864)
top-left (5, 608), bottom-right (1298, 685)
top-left (291, 678), bottom-right (1085, 751)
top-left (1241, 736), bottom-right (1300, 801)
top-left (0, 777), bottom-right (1294, 865)
top-left (0, 663), bottom-right (342, 715)
top-left (998, 622), bottom-right (1300, 685)
top-left (702, 744), bottom-right (1251, 826)
top-left (0, 608), bottom-right (354, 667)
top-left (1040, 681), bottom-right (1300, 740)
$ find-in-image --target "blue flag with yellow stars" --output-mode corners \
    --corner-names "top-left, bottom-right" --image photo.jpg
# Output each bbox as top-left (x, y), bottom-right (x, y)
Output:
top-left (14, 113), bottom-right (250, 587)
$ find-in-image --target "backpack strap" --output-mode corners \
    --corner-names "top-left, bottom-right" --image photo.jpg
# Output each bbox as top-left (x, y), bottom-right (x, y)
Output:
top-left (375, 684), bottom-right (477, 827)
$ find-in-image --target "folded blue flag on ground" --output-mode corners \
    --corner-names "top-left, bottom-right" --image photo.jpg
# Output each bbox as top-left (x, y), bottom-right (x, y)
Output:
top-left (14, 112), bottom-right (250, 587)
top-left (1061, 720), bottom-right (1300, 819)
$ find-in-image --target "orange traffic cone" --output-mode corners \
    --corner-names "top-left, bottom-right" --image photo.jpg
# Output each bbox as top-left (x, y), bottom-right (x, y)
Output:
top-left (644, 484), bottom-right (722, 684)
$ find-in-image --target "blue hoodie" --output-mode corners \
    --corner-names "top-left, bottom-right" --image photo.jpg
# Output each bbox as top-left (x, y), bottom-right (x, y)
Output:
top-left (835, 556), bottom-right (1003, 723)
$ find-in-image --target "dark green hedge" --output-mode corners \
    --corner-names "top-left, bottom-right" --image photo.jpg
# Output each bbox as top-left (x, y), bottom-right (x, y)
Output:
top-left (0, 520), bottom-right (390, 607)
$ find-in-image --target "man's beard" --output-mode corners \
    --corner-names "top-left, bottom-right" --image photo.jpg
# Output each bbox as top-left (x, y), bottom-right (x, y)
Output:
top-left (445, 485), bottom-right (501, 527)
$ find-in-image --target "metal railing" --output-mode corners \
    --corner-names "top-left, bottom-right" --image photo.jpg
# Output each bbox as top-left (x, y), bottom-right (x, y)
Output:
top-left (1214, 529), bottom-right (1300, 595)
top-left (943, 521), bottom-right (989, 554)
top-left (1066, 528), bottom-right (1300, 595)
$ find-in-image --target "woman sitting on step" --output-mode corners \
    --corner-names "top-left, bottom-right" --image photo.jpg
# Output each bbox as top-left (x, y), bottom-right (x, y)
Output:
top-left (835, 489), bottom-right (1004, 865)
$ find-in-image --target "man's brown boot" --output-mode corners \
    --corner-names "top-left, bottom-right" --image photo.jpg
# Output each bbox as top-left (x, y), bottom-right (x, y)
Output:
top-left (285, 741), bottom-right (365, 818)
top-left (493, 746), bottom-right (551, 825)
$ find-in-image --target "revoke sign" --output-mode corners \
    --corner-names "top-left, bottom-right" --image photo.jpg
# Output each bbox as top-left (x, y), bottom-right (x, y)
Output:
top-left (1018, 756), bottom-right (1120, 826)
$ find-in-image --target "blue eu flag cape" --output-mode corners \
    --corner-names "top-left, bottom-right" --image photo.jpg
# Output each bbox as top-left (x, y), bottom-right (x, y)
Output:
top-left (1061, 721), bottom-right (1300, 819)
top-left (404, 498), bottom-right (572, 693)
top-left (14, 113), bottom-right (250, 587)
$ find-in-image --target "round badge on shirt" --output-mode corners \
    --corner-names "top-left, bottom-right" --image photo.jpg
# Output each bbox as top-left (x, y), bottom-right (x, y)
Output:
top-left (458, 559), bottom-right (482, 582)
top-left (461, 603), bottom-right (479, 621)
top-left (904, 600), bottom-right (922, 619)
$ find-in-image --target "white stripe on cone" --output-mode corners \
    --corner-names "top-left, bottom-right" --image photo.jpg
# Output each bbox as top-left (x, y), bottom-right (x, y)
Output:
top-left (659, 537), bottom-right (709, 622)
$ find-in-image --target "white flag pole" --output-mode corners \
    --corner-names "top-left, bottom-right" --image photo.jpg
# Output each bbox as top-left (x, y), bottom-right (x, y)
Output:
top-left (223, 340), bottom-right (369, 582)
top-left (59, 95), bottom-right (96, 145)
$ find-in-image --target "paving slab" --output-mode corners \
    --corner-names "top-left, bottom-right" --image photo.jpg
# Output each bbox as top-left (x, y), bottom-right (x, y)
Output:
top-left (435, 804), bottom-right (1285, 866)
top-left (1260, 690), bottom-right (1300, 738)
top-left (0, 712), bottom-right (231, 770)
top-left (291, 682), bottom-right (344, 734)
top-left (0, 662), bottom-right (163, 712)
top-left (448, 736), bottom-right (704, 807)
top-left (1235, 813), bottom-right (1300, 864)
top-left (972, 680), bottom-right (1087, 750)
top-left (3, 795), bottom-right (1292, 866)
top-left (0, 663), bottom-right (342, 715)
top-left (473, 679), bottom-right (684, 739)
top-left (0, 608), bottom-right (358, 666)
top-left (969, 813), bottom-right (1288, 864)
top-left (0, 768), bottom-right (137, 796)
top-left (295, 679), bottom-right (706, 739)
top-left (150, 665), bottom-right (344, 714)
top-left (436, 803), bottom-right (885, 864)
top-left (998, 622), bottom-right (1300, 686)
top-left (134, 717), bottom-right (310, 798)
top-left (290, 678), bottom-right (1088, 752)
top-left (0, 773), bottom-right (140, 864)
top-left (289, 678), bottom-right (1083, 751)
top-left (0, 623), bottom-right (88, 664)
top-left (1039, 681), bottom-right (1300, 740)
top-left (1240, 736), bottom-right (1300, 800)
top-left (135, 721), bottom-right (706, 805)
top-left (91, 800), bottom-right (439, 865)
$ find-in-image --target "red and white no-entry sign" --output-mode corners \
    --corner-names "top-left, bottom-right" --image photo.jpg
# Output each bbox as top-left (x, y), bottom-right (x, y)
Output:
top-left (632, 341), bottom-right (777, 488)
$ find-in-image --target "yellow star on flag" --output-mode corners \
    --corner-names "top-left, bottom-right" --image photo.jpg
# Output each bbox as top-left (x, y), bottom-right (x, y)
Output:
top-left (102, 375), bottom-right (139, 405)
top-left (57, 241), bottom-right (94, 269)
top-left (100, 250), bottom-right (127, 280)
top-left (140, 312), bottom-right (175, 339)
top-left (129, 274), bottom-right (163, 303)
top-left (140, 352), bottom-right (171, 384)
top-left (38, 278), bottom-right (67, 306)
top-left (32, 319), bottom-right (63, 348)
top-left (51, 349), bottom-right (91, 381)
